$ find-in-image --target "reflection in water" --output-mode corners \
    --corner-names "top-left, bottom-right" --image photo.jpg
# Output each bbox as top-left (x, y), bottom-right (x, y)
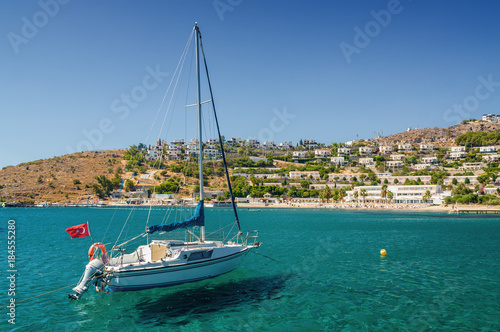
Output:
top-left (133, 275), bottom-right (287, 324)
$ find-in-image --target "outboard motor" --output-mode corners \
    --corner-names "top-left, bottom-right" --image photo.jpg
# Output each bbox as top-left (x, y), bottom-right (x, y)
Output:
top-left (68, 259), bottom-right (105, 300)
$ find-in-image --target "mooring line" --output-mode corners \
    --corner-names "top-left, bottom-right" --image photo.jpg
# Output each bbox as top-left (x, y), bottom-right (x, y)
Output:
top-left (251, 250), bottom-right (282, 263)
top-left (1, 283), bottom-right (78, 308)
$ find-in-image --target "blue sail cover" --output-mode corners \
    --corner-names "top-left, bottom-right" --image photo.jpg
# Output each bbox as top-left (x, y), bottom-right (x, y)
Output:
top-left (147, 200), bottom-right (204, 234)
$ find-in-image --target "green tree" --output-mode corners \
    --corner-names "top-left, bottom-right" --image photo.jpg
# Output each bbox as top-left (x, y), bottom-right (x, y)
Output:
top-left (323, 185), bottom-right (332, 203)
top-left (452, 183), bottom-right (473, 196)
top-left (381, 184), bottom-right (388, 202)
top-left (360, 189), bottom-right (368, 203)
top-left (94, 175), bottom-right (113, 197)
top-left (124, 179), bottom-right (135, 192)
top-left (422, 190), bottom-right (431, 203)
top-left (477, 173), bottom-right (490, 186)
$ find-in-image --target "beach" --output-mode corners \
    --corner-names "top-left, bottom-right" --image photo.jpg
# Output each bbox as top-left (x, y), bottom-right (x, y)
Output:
top-left (236, 201), bottom-right (500, 214)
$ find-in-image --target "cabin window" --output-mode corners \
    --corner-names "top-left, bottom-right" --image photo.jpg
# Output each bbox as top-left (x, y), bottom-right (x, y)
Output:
top-left (188, 250), bottom-right (213, 261)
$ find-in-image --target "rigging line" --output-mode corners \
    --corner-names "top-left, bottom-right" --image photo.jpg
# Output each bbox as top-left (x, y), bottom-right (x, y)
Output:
top-left (156, 32), bottom-right (193, 143)
top-left (145, 28), bottom-right (195, 144)
top-left (198, 28), bottom-right (241, 232)
top-left (117, 231), bottom-right (146, 247)
top-left (205, 221), bottom-right (237, 237)
top-left (112, 207), bottom-right (135, 250)
top-left (0, 283), bottom-right (78, 308)
top-left (101, 204), bottom-right (119, 244)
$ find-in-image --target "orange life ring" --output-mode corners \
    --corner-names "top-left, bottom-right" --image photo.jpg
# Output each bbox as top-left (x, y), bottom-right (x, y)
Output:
top-left (88, 242), bottom-right (107, 261)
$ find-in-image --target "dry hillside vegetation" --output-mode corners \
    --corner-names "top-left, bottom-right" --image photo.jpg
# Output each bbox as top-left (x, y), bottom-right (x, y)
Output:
top-left (373, 121), bottom-right (500, 146)
top-left (0, 150), bottom-right (125, 204)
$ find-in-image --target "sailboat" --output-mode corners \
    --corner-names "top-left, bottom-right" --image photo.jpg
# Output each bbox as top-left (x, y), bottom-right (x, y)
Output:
top-left (69, 24), bottom-right (261, 300)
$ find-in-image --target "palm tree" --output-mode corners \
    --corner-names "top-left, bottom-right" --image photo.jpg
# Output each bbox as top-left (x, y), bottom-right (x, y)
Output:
top-left (381, 184), bottom-right (388, 203)
top-left (319, 190), bottom-right (326, 203)
top-left (353, 190), bottom-right (359, 202)
top-left (422, 190), bottom-right (431, 203)
top-left (338, 188), bottom-right (346, 202)
top-left (360, 189), bottom-right (368, 203)
top-left (324, 185), bottom-right (332, 203)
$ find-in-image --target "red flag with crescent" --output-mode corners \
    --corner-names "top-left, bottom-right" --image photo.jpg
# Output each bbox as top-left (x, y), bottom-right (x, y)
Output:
top-left (66, 223), bottom-right (90, 239)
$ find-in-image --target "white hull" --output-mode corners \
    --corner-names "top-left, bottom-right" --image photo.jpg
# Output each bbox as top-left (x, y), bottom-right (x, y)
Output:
top-left (104, 244), bottom-right (250, 292)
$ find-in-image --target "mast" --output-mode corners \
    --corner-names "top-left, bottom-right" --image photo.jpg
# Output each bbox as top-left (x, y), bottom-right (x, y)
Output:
top-left (198, 27), bottom-right (242, 233)
top-left (195, 23), bottom-right (205, 242)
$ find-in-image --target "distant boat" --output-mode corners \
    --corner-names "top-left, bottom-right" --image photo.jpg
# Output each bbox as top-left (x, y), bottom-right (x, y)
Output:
top-left (69, 24), bottom-right (261, 300)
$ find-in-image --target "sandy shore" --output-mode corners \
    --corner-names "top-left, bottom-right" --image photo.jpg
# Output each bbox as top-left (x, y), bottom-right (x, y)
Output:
top-left (235, 202), bottom-right (500, 213)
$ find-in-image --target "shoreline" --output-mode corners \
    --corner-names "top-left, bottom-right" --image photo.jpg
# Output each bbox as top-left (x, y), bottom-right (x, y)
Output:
top-left (235, 202), bottom-right (500, 214)
top-left (238, 202), bottom-right (449, 212)
top-left (6, 202), bottom-right (500, 214)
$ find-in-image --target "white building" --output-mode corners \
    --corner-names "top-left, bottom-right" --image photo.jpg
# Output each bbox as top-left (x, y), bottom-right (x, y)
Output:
top-left (451, 146), bottom-right (466, 152)
top-left (203, 146), bottom-right (221, 159)
top-left (483, 154), bottom-right (500, 162)
top-left (359, 157), bottom-right (375, 166)
top-left (171, 139), bottom-right (185, 146)
top-left (292, 151), bottom-right (309, 159)
top-left (289, 171), bottom-right (321, 180)
top-left (422, 156), bottom-right (438, 164)
top-left (227, 138), bottom-right (243, 146)
top-left (386, 160), bottom-right (402, 169)
top-left (329, 173), bottom-right (362, 182)
top-left (461, 162), bottom-right (485, 170)
top-left (146, 144), bottom-right (163, 161)
top-left (347, 184), bottom-right (445, 204)
top-left (303, 139), bottom-right (318, 149)
top-left (262, 141), bottom-right (276, 149)
top-left (479, 146), bottom-right (496, 153)
top-left (379, 175), bottom-right (432, 185)
top-left (398, 143), bottom-right (413, 152)
top-left (279, 141), bottom-right (294, 149)
top-left (331, 157), bottom-right (346, 166)
top-left (420, 144), bottom-right (434, 151)
top-left (413, 163), bottom-right (431, 170)
top-left (205, 138), bottom-right (219, 145)
top-left (390, 154), bottom-right (405, 161)
top-left (443, 176), bottom-right (478, 185)
top-left (482, 114), bottom-right (500, 123)
top-left (246, 138), bottom-right (260, 148)
top-left (315, 149), bottom-right (331, 158)
top-left (359, 147), bottom-right (373, 155)
top-left (379, 146), bottom-right (393, 154)
top-left (338, 147), bottom-right (352, 156)
top-left (450, 152), bottom-right (466, 159)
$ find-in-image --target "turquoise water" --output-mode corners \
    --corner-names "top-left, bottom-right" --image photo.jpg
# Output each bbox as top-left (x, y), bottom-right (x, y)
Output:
top-left (1, 207), bottom-right (499, 331)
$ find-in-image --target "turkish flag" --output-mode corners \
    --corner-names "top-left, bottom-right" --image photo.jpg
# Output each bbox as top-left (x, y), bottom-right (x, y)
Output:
top-left (66, 223), bottom-right (90, 239)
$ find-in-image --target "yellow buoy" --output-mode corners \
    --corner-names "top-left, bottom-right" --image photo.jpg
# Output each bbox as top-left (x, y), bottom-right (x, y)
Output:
top-left (380, 249), bottom-right (387, 256)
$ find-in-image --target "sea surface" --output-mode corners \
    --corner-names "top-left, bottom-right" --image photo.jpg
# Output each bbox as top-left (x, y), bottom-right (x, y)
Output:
top-left (1, 207), bottom-right (499, 331)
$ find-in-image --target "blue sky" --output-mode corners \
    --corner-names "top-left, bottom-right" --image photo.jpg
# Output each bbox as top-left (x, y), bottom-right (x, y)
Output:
top-left (1, 0), bottom-right (500, 167)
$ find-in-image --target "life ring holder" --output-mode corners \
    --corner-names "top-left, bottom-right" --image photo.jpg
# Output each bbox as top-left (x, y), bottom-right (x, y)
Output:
top-left (88, 242), bottom-right (107, 261)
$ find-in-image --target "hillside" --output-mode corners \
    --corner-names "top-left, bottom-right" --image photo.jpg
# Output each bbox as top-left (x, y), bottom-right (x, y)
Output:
top-left (0, 150), bottom-right (125, 205)
top-left (372, 121), bottom-right (500, 146)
